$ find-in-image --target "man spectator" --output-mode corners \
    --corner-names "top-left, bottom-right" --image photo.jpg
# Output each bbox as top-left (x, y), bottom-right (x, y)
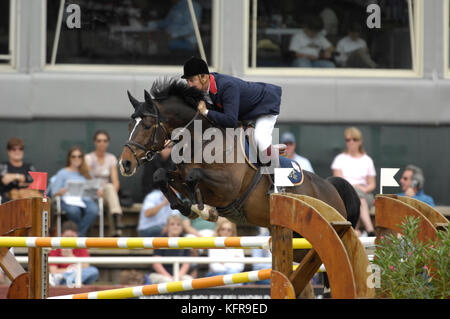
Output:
top-left (398, 164), bottom-right (435, 207)
top-left (289, 15), bottom-right (335, 68)
top-left (280, 132), bottom-right (314, 173)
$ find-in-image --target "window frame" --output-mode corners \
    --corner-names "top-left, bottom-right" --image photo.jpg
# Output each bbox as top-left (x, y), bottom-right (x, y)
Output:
top-left (243, 0), bottom-right (424, 78)
top-left (0, 0), bottom-right (17, 70)
top-left (444, 0), bottom-right (450, 78)
top-left (42, 0), bottom-right (219, 73)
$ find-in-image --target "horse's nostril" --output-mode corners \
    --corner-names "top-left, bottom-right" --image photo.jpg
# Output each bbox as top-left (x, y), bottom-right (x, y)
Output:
top-left (123, 160), bottom-right (132, 170)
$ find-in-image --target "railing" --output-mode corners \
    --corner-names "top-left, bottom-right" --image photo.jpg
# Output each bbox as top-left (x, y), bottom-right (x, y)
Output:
top-left (16, 255), bottom-right (374, 288)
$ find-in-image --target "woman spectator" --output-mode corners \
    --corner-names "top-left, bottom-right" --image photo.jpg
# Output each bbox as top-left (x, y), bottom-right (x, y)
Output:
top-left (331, 127), bottom-right (376, 236)
top-left (50, 146), bottom-right (99, 237)
top-left (206, 218), bottom-right (245, 277)
top-left (85, 130), bottom-right (123, 236)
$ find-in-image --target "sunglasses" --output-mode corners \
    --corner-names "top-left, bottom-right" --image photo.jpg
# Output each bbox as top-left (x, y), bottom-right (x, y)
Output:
top-left (95, 139), bottom-right (109, 143)
top-left (345, 138), bottom-right (360, 142)
top-left (9, 147), bottom-right (24, 151)
top-left (71, 154), bottom-right (83, 159)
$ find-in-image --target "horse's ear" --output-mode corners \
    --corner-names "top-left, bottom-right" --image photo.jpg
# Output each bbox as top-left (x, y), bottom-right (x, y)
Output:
top-left (127, 90), bottom-right (140, 109)
top-left (144, 90), bottom-right (152, 104)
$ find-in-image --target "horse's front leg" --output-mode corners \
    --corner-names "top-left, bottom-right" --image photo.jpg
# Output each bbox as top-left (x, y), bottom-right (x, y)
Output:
top-left (153, 168), bottom-right (197, 219)
top-left (185, 168), bottom-right (219, 222)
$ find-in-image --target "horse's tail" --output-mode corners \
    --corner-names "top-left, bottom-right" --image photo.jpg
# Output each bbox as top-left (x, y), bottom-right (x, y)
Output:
top-left (326, 176), bottom-right (360, 228)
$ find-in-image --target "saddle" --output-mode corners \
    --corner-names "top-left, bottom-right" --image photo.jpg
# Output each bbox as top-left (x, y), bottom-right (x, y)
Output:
top-left (239, 125), bottom-right (304, 186)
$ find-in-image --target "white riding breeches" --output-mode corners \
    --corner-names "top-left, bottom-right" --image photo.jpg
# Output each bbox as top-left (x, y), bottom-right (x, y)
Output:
top-left (254, 114), bottom-right (278, 152)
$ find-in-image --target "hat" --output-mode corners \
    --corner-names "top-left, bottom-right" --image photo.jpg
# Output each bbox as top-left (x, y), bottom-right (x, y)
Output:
top-left (181, 57), bottom-right (209, 79)
top-left (280, 132), bottom-right (296, 144)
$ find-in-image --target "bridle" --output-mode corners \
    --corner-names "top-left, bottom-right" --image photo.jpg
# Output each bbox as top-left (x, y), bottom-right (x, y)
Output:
top-left (124, 102), bottom-right (201, 167)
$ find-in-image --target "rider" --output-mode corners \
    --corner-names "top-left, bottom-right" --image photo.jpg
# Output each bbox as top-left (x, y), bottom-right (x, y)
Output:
top-left (181, 56), bottom-right (286, 171)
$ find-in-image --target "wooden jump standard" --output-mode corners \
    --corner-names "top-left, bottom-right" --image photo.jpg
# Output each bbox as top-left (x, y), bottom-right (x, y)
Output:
top-left (270, 193), bottom-right (375, 299)
top-left (0, 197), bottom-right (50, 299)
top-left (375, 194), bottom-right (448, 243)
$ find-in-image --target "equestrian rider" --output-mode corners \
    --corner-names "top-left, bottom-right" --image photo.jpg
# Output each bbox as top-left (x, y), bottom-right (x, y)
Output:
top-left (181, 57), bottom-right (286, 171)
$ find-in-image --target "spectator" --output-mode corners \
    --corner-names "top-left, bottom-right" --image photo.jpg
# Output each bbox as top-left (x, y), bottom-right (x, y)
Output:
top-left (137, 188), bottom-right (180, 237)
top-left (335, 22), bottom-right (376, 68)
top-left (85, 130), bottom-right (124, 237)
top-left (289, 15), bottom-right (335, 68)
top-left (0, 138), bottom-right (38, 203)
top-left (49, 146), bottom-right (99, 237)
top-left (206, 218), bottom-right (245, 277)
top-left (280, 132), bottom-right (315, 173)
top-left (49, 221), bottom-right (99, 287)
top-left (182, 217), bottom-right (216, 238)
top-left (148, 214), bottom-right (193, 284)
top-left (331, 127), bottom-right (376, 236)
top-left (147, 0), bottom-right (202, 51)
top-left (398, 164), bottom-right (435, 207)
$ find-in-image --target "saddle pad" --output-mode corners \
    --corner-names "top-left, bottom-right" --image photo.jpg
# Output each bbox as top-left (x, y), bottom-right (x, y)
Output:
top-left (240, 128), bottom-right (304, 186)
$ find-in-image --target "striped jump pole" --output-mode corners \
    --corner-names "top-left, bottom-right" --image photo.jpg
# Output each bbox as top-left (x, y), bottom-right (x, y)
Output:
top-left (0, 236), bottom-right (313, 250)
top-left (48, 268), bottom-right (272, 299)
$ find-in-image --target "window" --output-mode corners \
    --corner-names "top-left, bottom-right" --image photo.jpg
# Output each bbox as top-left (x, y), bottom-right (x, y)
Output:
top-left (247, 0), bottom-right (422, 76)
top-left (46, 0), bottom-right (214, 67)
top-left (0, 0), bottom-right (15, 66)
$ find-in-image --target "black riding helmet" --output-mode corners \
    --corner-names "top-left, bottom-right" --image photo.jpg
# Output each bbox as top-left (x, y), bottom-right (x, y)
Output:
top-left (181, 57), bottom-right (209, 79)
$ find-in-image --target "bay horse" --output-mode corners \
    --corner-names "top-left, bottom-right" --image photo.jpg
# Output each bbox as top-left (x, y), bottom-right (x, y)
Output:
top-left (119, 78), bottom-right (360, 296)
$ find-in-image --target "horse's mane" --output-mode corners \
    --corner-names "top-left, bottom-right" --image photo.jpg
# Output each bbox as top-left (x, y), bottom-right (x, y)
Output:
top-left (150, 77), bottom-right (204, 110)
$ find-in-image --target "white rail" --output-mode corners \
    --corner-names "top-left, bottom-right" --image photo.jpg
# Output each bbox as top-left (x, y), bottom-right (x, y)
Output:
top-left (15, 255), bottom-right (374, 288)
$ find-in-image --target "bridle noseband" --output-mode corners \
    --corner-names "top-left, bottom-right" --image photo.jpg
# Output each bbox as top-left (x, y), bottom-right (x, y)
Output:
top-left (124, 103), bottom-right (200, 167)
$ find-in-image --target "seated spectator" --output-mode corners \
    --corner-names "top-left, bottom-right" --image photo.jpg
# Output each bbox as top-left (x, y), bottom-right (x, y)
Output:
top-left (146, 0), bottom-right (202, 52)
top-left (49, 146), bottom-right (99, 237)
top-left (281, 132), bottom-right (315, 173)
top-left (331, 127), bottom-right (376, 236)
top-left (182, 217), bottom-right (216, 238)
top-left (49, 221), bottom-right (99, 287)
top-left (137, 188), bottom-right (181, 237)
top-left (85, 130), bottom-right (124, 237)
top-left (206, 218), bottom-right (245, 277)
top-left (335, 22), bottom-right (376, 68)
top-left (398, 164), bottom-right (435, 207)
top-left (0, 138), bottom-right (38, 203)
top-left (289, 15), bottom-right (335, 68)
top-left (148, 214), bottom-right (193, 283)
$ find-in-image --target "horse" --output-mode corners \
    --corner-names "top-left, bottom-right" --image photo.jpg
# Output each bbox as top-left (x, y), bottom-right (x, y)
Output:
top-left (119, 78), bottom-right (360, 297)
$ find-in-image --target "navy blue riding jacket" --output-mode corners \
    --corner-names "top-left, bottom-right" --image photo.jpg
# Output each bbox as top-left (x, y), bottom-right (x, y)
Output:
top-left (205, 72), bottom-right (282, 128)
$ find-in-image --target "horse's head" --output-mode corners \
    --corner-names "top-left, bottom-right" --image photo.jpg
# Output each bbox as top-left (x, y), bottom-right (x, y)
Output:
top-left (119, 90), bottom-right (169, 176)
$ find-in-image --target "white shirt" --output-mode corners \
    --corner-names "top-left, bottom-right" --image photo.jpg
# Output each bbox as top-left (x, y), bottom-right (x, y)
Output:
top-left (331, 153), bottom-right (376, 186)
top-left (335, 36), bottom-right (367, 65)
top-left (292, 154), bottom-right (315, 173)
top-left (289, 29), bottom-right (332, 58)
top-left (137, 190), bottom-right (180, 231)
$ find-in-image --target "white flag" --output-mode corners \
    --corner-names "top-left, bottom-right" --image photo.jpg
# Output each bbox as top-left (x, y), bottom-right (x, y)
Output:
top-left (274, 168), bottom-right (294, 193)
top-left (379, 168), bottom-right (400, 194)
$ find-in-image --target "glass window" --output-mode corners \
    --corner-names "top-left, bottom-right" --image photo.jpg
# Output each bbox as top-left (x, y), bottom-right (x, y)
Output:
top-left (46, 0), bottom-right (213, 66)
top-left (248, 0), bottom-right (419, 70)
top-left (446, 0), bottom-right (450, 76)
top-left (0, 0), bottom-right (11, 64)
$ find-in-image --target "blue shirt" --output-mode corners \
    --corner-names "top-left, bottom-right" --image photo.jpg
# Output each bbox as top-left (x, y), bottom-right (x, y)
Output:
top-left (397, 189), bottom-right (435, 207)
top-left (138, 190), bottom-right (181, 231)
top-left (49, 168), bottom-right (87, 196)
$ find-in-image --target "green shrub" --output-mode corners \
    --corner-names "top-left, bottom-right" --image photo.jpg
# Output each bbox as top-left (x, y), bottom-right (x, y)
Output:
top-left (373, 216), bottom-right (449, 299)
